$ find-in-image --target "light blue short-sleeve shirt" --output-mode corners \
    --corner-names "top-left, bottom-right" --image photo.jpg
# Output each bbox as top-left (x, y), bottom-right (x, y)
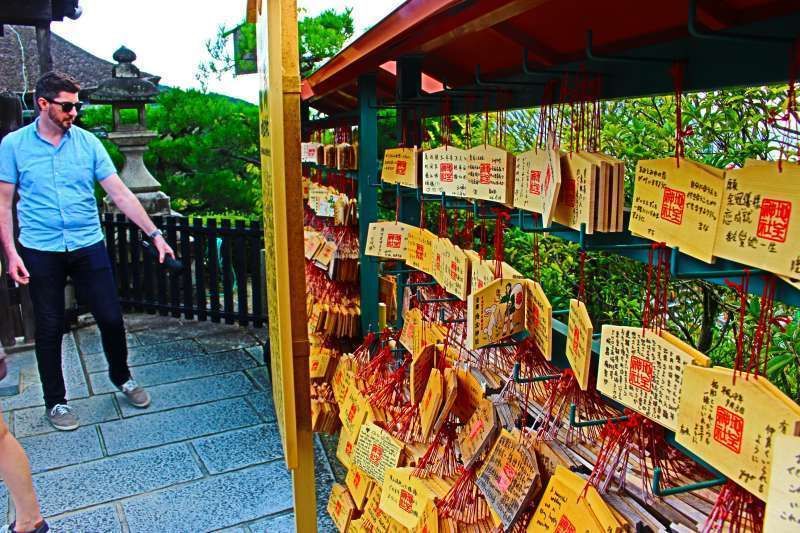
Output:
top-left (0, 119), bottom-right (116, 251)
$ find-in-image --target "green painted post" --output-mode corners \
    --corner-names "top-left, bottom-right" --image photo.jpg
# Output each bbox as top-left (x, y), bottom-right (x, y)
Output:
top-left (358, 74), bottom-right (379, 334)
top-left (394, 56), bottom-right (423, 329)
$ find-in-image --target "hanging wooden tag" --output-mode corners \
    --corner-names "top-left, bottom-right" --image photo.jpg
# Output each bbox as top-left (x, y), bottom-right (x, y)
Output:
top-left (358, 487), bottom-right (407, 533)
top-left (339, 382), bottom-right (371, 438)
top-left (554, 152), bottom-right (597, 233)
top-left (459, 397), bottom-right (499, 468)
top-left (565, 299), bottom-right (593, 391)
top-left (332, 356), bottom-right (356, 406)
top-left (453, 367), bottom-right (484, 423)
top-left (382, 147), bottom-right (420, 188)
top-left (597, 326), bottom-right (709, 431)
top-left (379, 467), bottom-right (439, 530)
top-left (432, 237), bottom-right (452, 287)
top-left (301, 142), bottom-right (323, 163)
top-left (346, 465), bottom-right (377, 511)
top-left (309, 346), bottom-right (333, 380)
top-left (400, 308), bottom-right (446, 359)
top-left (422, 146), bottom-right (469, 198)
top-left (713, 162), bottom-right (800, 277)
top-left (629, 158), bottom-right (725, 262)
top-left (476, 429), bottom-right (543, 529)
top-left (420, 368), bottom-right (445, 441)
top-left (466, 277), bottom-right (526, 350)
top-left (513, 147), bottom-right (562, 228)
top-left (440, 244), bottom-right (470, 300)
top-left (405, 227), bottom-right (436, 274)
top-left (323, 144), bottom-right (337, 168)
top-left (304, 229), bottom-right (324, 259)
top-left (432, 367), bottom-right (458, 435)
top-left (327, 482), bottom-right (356, 532)
top-left (410, 344), bottom-right (437, 405)
top-left (365, 221), bottom-right (414, 260)
top-left (764, 434), bottom-right (800, 532)
top-left (353, 422), bottom-right (404, 484)
top-left (467, 144), bottom-right (516, 204)
top-left (525, 280), bottom-right (553, 361)
top-left (676, 365), bottom-right (800, 501)
top-left (532, 440), bottom-right (578, 485)
top-left (336, 425), bottom-right (357, 469)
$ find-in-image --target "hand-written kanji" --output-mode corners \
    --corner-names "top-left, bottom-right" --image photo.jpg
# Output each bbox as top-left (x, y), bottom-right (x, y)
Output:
top-left (353, 422), bottom-right (403, 484)
top-left (764, 435), bottom-right (800, 531)
top-left (422, 146), bottom-right (469, 198)
top-left (565, 299), bottom-right (592, 391)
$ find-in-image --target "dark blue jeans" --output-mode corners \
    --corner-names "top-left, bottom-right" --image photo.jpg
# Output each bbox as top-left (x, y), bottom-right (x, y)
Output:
top-left (21, 240), bottom-right (130, 409)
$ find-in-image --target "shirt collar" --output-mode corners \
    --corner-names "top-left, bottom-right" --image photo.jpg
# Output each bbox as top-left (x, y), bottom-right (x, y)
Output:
top-left (33, 117), bottom-right (72, 147)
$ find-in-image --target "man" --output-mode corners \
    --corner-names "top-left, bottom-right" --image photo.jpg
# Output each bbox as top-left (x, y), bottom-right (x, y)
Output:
top-left (0, 71), bottom-right (174, 431)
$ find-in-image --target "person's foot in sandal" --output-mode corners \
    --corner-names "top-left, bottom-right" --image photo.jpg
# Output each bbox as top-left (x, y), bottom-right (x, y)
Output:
top-left (0, 519), bottom-right (50, 532)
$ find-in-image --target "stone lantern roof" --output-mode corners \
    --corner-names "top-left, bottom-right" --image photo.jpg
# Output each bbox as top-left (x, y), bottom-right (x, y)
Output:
top-left (87, 46), bottom-right (160, 104)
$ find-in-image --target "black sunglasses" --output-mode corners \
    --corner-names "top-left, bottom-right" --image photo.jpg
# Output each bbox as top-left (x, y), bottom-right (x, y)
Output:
top-left (45, 98), bottom-right (83, 113)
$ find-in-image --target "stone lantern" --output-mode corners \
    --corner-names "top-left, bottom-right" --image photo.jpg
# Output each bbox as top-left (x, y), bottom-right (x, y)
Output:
top-left (88, 46), bottom-right (173, 215)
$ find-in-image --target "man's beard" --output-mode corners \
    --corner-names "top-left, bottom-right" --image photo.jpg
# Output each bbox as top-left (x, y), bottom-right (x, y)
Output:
top-left (48, 108), bottom-right (73, 131)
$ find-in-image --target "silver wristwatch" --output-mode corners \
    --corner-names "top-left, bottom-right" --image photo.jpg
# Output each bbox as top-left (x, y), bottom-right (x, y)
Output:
top-left (148, 229), bottom-right (163, 240)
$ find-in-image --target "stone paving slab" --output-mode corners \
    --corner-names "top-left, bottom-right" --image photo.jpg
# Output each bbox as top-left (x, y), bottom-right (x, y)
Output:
top-left (123, 314), bottom-right (183, 332)
top-left (100, 397), bottom-right (261, 455)
top-left (47, 504), bottom-right (123, 533)
top-left (0, 484), bottom-right (7, 526)
top-left (20, 426), bottom-right (104, 474)
top-left (82, 338), bottom-right (205, 373)
top-left (33, 443), bottom-right (203, 517)
top-left (13, 394), bottom-right (119, 438)
top-left (121, 461), bottom-right (293, 533)
top-left (75, 330), bottom-right (141, 355)
top-left (89, 349), bottom-right (257, 394)
top-left (116, 372), bottom-right (257, 418)
top-left (244, 367), bottom-right (269, 391)
top-left (133, 323), bottom-right (200, 345)
top-left (247, 512), bottom-right (294, 532)
top-left (191, 423), bottom-right (283, 474)
top-left (244, 393), bottom-right (276, 424)
top-left (194, 330), bottom-right (260, 353)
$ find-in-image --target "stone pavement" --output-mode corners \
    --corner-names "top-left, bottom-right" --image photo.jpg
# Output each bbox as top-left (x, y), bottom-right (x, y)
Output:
top-left (0, 314), bottom-right (336, 533)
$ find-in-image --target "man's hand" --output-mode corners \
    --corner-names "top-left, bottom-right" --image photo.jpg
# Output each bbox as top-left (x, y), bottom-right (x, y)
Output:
top-left (7, 253), bottom-right (30, 285)
top-left (152, 235), bottom-right (175, 264)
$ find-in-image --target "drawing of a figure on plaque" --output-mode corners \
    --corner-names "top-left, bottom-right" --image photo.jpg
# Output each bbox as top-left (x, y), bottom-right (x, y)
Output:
top-left (467, 278), bottom-right (525, 350)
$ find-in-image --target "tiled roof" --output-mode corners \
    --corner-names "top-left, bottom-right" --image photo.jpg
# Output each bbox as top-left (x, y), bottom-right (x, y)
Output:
top-left (0, 25), bottom-right (154, 95)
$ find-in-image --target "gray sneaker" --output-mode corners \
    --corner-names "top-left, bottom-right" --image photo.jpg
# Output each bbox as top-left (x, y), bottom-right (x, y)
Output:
top-left (47, 404), bottom-right (79, 431)
top-left (120, 379), bottom-right (151, 408)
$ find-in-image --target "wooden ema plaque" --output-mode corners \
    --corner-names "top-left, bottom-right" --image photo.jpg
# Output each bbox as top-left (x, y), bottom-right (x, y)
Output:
top-left (466, 277), bottom-right (526, 350)
top-left (422, 145), bottom-right (469, 198)
top-left (436, 240), bottom-right (470, 300)
top-left (357, 488), bottom-right (407, 532)
top-left (476, 429), bottom-right (542, 529)
top-left (309, 346), bottom-right (333, 380)
top-left (347, 464), bottom-right (377, 511)
top-left (565, 299), bottom-right (593, 391)
top-left (764, 435), bottom-right (800, 531)
top-left (467, 144), bottom-right (516, 204)
top-left (365, 221), bottom-right (414, 260)
top-left (525, 280), bottom-right (553, 361)
top-left (419, 368), bottom-right (445, 441)
top-left (676, 366), bottom-right (800, 501)
top-left (554, 152), bottom-right (597, 233)
top-left (327, 482), bottom-right (356, 532)
top-left (301, 141), bottom-right (323, 163)
top-left (713, 162), bottom-right (800, 278)
top-left (432, 368), bottom-right (458, 435)
top-left (459, 397), bottom-right (499, 468)
top-left (410, 344), bottom-right (437, 405)
top-left (513, 147), bottom-right (562, 227)
top-left (405, 227), bottom-right (436, 273)
top-left (580, 152), bottom-right (626, 233)
top-left (431, 237), bottom-right (451, 287)
top-left (336, 425), bottom-right (357, 469)
top-left (339, 382), bottom-right (371, 438)
top-left (400, 308), bottom-right (447, 359)
top-left (380, 467), bottom-right (440, 530)
top-left (597, 326), bottom-right (710, 431)
top-left (353, 422), bottom-right (404, 484)
top-left (629, 158), bottom-right (725, 263)
top-left (452, 367), bottom-right (484, 422)
top-left (382, 147), bottom-right (419, 188)
top-left (528, 465), bottom-right (622, 533)
top-left (332, 357), bottom-right (356, 406)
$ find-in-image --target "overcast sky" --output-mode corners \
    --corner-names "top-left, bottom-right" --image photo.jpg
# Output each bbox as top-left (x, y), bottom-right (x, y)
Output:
top-left (52, 0), bottom-right (405, 103)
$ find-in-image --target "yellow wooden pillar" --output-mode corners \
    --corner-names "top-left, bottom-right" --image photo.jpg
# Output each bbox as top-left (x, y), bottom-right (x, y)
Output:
top-left (252, 0), bottom-right (317, 531)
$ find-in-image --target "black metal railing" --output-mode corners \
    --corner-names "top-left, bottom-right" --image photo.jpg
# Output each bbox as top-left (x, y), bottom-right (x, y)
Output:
top-left (103, 214), bottom-right (266, 327)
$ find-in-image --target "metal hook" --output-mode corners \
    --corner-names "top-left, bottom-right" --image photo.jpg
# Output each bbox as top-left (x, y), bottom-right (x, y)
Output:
top-left (511, 362), bottom-right (561, 384)
top-left (475, 64), bottom-right (547, 88)
top-left (652, 467), bottom-right (727, 497)
top-left (568, 403), bottom-right (629, 428)
top-left (586, 30), bottom-right (675, 65)
top-left (688, 0), bottom-right (795, 45)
